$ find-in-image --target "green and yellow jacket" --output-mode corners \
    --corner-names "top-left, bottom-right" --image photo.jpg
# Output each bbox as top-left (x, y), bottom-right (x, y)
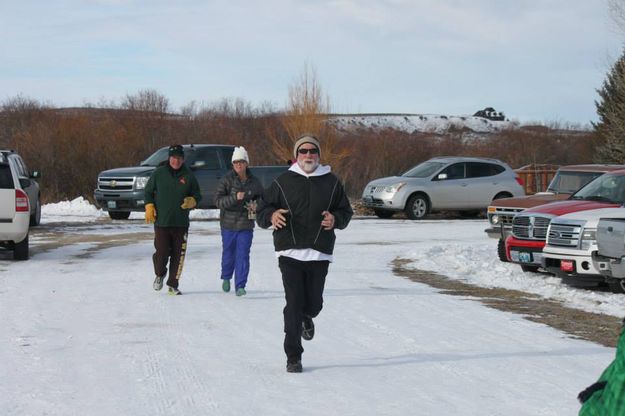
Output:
top-left (145, 164), bottom-right (201, 227)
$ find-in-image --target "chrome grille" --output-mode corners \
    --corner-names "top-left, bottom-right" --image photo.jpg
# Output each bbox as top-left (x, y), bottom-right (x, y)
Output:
top-left (547, 223), bottom-right (581, 247)
top-left (512, 214), bottom-right (553, 240)
top-left (366, 185), bottom-right (385, 194)
top-left (98, 177), bottom-right (135, 191)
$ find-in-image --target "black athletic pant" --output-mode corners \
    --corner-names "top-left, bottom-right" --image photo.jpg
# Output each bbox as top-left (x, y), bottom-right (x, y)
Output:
top-left (278, 256), bottom-right (329, 363)
top-left (153, 226), bottom-right (189, 289)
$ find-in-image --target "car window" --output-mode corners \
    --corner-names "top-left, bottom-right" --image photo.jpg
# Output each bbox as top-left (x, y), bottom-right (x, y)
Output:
top-left (222, 148), bottom-right (234, 169)
top-left (0, 165), bottom-right (14, 189)
top-left (9, 156), bottom-right (27, 177)
top-left (466, 162), bottom-right (504, 178)
top-left (141, 148), bottom-right (169, 166)
top-left (190, 147), bottom-right (220, 170)
top-left (439, 163), bottom-right (465, 180)
top-left (547, 171), bottom-right (604, 193)
top-left (572, 173), bottom-right (625, 203)
top-left (402, 161), bottom-right (447, 178)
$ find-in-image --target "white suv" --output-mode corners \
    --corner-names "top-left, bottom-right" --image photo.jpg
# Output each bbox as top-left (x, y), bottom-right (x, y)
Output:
top-left (0, 151), bottom-right (37, 260)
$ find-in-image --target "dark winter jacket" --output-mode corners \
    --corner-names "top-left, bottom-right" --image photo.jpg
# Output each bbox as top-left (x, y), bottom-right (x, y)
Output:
top-left (214, 169), bottom-right (264, 231)
top-left (256, 167), bottom-right (352, 255)
top-left (144, 164), bottom-right (201, 227)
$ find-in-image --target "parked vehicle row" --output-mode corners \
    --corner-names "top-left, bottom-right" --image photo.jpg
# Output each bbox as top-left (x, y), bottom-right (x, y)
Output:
top-left (480, 165), bottom-right (625, 294)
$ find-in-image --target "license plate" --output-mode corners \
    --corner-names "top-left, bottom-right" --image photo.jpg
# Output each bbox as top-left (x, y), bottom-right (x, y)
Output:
top-left (519, 252), bottom-right (532, 263)
top-left (363, 196), bottom-right (373, 203)
top-left (107, 201), bottom-right (117, 209)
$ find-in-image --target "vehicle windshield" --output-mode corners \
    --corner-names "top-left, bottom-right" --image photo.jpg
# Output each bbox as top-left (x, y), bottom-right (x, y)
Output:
top-left (141, 147), bottom-right (195, 167)
top-left (547, 171), bottom-right (604, 194)
top-left (570, 173), bottom-right (625, 204)
top-left (402, 161), bottom-right (446, 178)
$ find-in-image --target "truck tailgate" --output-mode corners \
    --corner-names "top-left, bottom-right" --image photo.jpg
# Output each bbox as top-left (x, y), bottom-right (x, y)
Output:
top-left (597, 218), bottom-right (625, 258)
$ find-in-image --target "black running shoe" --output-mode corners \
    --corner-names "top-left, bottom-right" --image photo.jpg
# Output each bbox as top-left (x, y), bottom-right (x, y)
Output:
top-left (168, 286), bottom-right (182, 296)
top-left (286, 360), bottom-right (303, 373)
top-left (302, 315), bottom-right (314, 341)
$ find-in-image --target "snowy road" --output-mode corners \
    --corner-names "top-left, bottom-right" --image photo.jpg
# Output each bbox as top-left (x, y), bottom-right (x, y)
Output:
top-left (0, 216), bottom-right (617, 415)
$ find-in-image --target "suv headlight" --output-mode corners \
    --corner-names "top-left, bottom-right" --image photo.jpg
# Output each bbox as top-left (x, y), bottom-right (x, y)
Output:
top-left (490, 214), bottom-right (500, 225)
top-left (580, 228), bottom-right (596, 250)
top-left (135, 176), bottom-right (149, 190)
top-left (384, 182), bottom-right (406, 193)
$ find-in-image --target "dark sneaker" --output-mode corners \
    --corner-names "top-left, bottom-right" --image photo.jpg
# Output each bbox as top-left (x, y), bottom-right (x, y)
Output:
top-left (222, 279), bottom-right (231, 292)
top-left (168, 286), bottom-right (182, 296)
top-left (153, 275), bottom-right (164, 291)
top-left (302, 315), bottom-right (314, 341)
top-left (236, 287), bottom-right (246, 297)
top-left (286, 360), bottom-right (303, 373)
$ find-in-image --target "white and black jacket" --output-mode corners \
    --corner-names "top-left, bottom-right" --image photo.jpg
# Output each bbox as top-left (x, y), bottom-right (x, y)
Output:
top-left (256, 165), bottom-right (353, 255)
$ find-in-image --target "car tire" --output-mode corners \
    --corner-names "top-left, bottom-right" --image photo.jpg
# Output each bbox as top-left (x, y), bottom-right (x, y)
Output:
top-left (608, 279), bottom-right (625, 294)
top-left (30, 198), bottom-right (41, 226)
top-left (405, 194), bottom-right (429, 220)
top-left (109, 211), bottom-right (131, 220)
top-left (374, 209), bottom-right (394, 219)
top-left (497, 238), bottom-right (508, 262)
top-left (14, 234), bottom-right (29, 260)
top-left (520, 265), bottom-right (540, 273)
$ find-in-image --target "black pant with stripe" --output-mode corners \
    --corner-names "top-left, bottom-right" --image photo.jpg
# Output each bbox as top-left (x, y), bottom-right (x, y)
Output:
top-left (278, 256), bottom-right (329, 363)
top-left (153, 226), bottom-right (188, 289)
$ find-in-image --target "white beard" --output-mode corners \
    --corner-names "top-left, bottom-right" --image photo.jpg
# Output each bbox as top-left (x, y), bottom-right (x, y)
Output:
top-left (297, 158), bottom-right (319, 173)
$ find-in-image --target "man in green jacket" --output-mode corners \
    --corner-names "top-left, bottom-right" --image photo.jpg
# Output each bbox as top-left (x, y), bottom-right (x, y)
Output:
top-left (578, 319), bottom-right (625, 415)
top-left (145, 144), bottom-right (201, 295)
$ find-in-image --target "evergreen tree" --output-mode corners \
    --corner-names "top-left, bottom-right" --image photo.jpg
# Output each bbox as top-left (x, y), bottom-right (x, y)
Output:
top-left (594, 49), bottom-right (625, 163)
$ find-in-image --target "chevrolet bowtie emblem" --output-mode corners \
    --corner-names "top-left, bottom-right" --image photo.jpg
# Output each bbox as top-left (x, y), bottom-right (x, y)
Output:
top-left (110, 180), bottom-right (117, 188)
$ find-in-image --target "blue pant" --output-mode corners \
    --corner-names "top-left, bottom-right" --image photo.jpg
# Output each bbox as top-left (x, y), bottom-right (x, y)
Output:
top-left (220, 229), bottom-right (253, 289)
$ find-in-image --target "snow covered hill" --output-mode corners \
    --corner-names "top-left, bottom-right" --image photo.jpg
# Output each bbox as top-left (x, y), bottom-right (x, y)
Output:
top-left (330, 113), bottom-right (518, 134)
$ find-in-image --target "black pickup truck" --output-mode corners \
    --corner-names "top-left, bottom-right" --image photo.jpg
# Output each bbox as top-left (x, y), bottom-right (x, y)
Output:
top-left (94, 144), bottom-right (288, 219)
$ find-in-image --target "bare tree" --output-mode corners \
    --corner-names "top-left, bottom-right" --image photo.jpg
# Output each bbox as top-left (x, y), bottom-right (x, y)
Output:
top-left (121, 89), bottom-right (170, 114)
top-left (268, 63), bottom-right (349, 167)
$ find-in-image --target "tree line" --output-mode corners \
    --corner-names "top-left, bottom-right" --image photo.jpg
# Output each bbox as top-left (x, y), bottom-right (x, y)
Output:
top-left (0, 93), bottom-right (600, 204)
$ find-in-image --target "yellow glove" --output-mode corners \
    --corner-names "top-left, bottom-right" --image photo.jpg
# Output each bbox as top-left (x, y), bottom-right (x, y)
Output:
top-left (181, 196), bottom-right (197, 209)
top-left (145, 203), bottom-right (156, 224)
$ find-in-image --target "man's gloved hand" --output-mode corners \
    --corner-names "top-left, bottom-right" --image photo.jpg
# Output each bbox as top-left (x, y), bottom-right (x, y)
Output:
top-left (145, 203), bottom-right (156, 224)
top-left (578, 381), bottom-right (607, 403)
top-left (181, 196), bottom-right (197, 209)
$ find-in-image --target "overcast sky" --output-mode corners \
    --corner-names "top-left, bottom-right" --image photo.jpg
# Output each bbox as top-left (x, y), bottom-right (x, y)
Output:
top-left (1, 0), bottom-right (622, 124)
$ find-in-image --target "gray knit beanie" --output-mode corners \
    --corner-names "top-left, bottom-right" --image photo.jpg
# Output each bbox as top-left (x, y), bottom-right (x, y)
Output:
top-left (293, 134), bottom-right (321, 159)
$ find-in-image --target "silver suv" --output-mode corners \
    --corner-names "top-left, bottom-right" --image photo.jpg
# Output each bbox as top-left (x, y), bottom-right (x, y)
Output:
top-left (0, 151), bottom-right (40, 260)
top-left (362, 156), bottom-right (525, 219)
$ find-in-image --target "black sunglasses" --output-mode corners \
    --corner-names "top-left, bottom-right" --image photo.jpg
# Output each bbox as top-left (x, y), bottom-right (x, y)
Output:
top-left (298, 148), bottom-right (319, 155)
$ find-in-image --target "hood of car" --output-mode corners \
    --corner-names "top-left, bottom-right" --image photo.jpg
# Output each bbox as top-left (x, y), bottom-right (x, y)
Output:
top-left (523, 200), bottom-right (620, 216)
top-left (366, 176), bottom-right (424, 187)
top-left (555, 207), bottom-right (625, 222)
top-left (99, 166), bottom-right (156, 177)
top-left (490, 192), bottom-right (571, 209)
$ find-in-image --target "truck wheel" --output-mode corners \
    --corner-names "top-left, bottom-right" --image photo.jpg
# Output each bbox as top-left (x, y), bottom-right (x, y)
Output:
top-left (30, 198), bottom-right (41, 226)
top-left (109, 211), bottom-right (131, 220)
top-left (497, 238), bottom-right (508, 262)
top-left (374, 209), bottom-right (394, 219)
top-left (608, 279), bottom-right (625, 294)
top-left (521, 265), bottom-right (539, 273)
top-left (14, 234), bottom-right (29, 260)
top-left (405, 194), bottom-right (429, 220)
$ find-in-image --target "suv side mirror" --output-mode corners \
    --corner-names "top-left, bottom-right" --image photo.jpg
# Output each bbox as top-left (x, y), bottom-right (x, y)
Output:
top-left (437, 173), bottom-right (448, 180)
top-left (19, 178), bottom-right (31, 188)
top-left (31, 170), bottom-right (40, 179)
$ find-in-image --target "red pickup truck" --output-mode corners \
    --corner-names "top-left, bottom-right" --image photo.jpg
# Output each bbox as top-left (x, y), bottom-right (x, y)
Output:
top-left (505, 169), bottom-right (625, 272)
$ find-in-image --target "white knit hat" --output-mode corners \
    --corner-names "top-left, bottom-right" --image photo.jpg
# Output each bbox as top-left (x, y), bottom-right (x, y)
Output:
top-left (231, 146), bottom-right (249, 163)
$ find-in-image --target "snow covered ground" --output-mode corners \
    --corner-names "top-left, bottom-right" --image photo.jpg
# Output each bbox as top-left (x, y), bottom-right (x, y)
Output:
top-left (1, 198), bottom-right (621, 415)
